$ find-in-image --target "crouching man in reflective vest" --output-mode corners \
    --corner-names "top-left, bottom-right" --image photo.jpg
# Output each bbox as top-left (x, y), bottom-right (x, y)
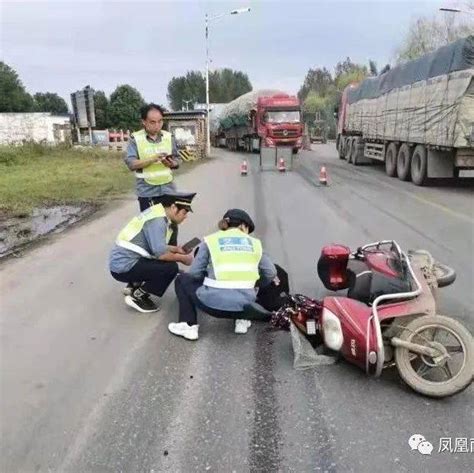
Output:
top-left (109, 193), bottom-right (196, 313)
top-left (168, 209), bottom-right (277, 341)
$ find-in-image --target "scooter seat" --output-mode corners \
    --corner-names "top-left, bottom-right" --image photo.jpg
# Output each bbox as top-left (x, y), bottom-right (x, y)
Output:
top-left (348, 271), bottom-right (373, 304)
top-left (242, 302), bottom-right (272, 321)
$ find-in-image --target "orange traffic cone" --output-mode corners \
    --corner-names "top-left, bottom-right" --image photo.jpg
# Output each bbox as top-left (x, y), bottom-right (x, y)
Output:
top-left (240, 159), bottom-right (248, 175)
top-left (319, 165), bottom-right (328, 185)
top-left (277, 158), bottom-right (286, 172)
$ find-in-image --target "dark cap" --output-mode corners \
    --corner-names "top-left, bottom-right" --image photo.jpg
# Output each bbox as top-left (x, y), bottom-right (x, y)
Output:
top-left (158, 192), bottom-right (196, 212)
top-left (223, 208), bottom-right (255, 233)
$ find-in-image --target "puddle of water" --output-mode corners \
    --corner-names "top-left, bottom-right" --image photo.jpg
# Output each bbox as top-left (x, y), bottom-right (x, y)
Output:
top-left (0, 205), bottom-right (93, 258)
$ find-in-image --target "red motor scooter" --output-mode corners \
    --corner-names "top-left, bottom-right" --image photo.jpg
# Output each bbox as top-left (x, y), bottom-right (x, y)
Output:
top-left (276, 240), bottom-right (473, 398)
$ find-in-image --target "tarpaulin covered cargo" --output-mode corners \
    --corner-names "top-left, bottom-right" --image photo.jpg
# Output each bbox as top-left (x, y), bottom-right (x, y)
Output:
top-left (218, 89), bottom-right (284, 130)
top-left (345, 36), bottom-right (474, 148)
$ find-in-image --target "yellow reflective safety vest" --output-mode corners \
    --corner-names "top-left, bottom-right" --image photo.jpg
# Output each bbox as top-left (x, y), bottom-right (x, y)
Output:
top-left (115, 204), bottom-right (172, 258)
top-left (133, 129), bottom-right (173, 186)
top-left (203, 228), bottom-right (263, 289)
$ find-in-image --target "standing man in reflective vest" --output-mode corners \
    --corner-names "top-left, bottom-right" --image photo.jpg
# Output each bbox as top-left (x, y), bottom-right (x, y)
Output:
top-left (169, 209), bottom-right (277, 341)
top-left (109, 193), bottom-right (196, 313)
top-left (125, 103), bottom-right (180, 212)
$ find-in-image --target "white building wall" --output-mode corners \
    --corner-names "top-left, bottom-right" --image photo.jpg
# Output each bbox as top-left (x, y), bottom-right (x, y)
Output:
top-left (0, 113), bottom-right (71, 144)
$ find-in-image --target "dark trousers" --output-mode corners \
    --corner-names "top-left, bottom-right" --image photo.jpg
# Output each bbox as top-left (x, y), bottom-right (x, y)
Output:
top-left (138, 197), bottom-right (178, 246)
top-left (174, 273), bottom-right (245, 325)
top-left (111, 258), bottom-right (179, 297)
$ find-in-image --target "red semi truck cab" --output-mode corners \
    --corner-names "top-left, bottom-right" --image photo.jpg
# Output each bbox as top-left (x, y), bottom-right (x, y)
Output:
top-left (256, 94), bottom-right (303, 150)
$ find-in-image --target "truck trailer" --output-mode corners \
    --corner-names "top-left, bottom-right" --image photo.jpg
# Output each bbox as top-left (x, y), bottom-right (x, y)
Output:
top-left (336, 36), bottom-right (474, 185)
top-left (216, 90), bottom-right (303, 153)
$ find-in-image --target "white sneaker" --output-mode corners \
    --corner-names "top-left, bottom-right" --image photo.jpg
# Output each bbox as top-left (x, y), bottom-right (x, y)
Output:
top-left (168, 322), bottom-right (199, 341)
top-left (235, 319), bottom-right (252, 334)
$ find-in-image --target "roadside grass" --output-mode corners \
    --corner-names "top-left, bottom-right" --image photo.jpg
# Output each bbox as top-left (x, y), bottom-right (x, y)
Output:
top-left (0, 142), bottom-right (209, 218)
top-left (0, 143), bottom-right (134, 216)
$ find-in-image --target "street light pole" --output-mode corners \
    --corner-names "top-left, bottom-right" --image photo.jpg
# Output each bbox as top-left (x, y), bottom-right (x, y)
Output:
top-left (183, 99), bottom-right (193, 111)
top-left (439, 6), bottom-right (474, 42)
top-left (439, 7), bottom-right (474, 15)
top-left (205, 7), bottom-right (251, 157)
top-left (205, 13), bottom-right (210, 156)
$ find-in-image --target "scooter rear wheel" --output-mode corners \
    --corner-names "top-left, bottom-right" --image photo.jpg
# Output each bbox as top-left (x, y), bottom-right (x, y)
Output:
top-left (395, 315), bottom-right (473, 398)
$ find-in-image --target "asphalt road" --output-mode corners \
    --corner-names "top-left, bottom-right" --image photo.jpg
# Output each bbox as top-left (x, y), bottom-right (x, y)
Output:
top-left (1, 144), bottom-right (473, 473)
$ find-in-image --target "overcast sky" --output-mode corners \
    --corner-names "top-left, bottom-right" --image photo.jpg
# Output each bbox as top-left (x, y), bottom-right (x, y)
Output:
top-left (0, 0), bottom-right (469, 109)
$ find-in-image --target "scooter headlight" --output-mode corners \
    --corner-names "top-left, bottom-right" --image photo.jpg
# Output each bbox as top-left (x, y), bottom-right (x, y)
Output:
top-left (321, 308), bottom-right (343, 351)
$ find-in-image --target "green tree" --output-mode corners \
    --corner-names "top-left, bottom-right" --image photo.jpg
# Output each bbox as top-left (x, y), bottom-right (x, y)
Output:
top-left (0, 62), bottom-right (35, 112)
top-left (304, 91), bottom-right (339, 133)
top-left (108, 85), bottom-right (146, 130)
top-left (33, 92), bottom-right (68, 114)
top-left (336, 69), bottom-right (368, 91)
top-left (93, 90), bottom-right (109, 129)
top-left (396, 14), bottom-right (473, 63)
top-left (303, 92), bottom-right (328, 117)
top-left (298, 58), bottom-right (368, 138)
top-left (167, 72), bottom-right (205, 111)
top-left (167, 68), bottom-right (252, 110)
top-left (209, 68), bottom-right (252, 103)
top-left (335, 57), bottom-right (368, 79)
top-left (298, 67), bottom-right (334, 102)
top-left (369, 60), bottom-right (378, 76)
top-left (334, 58), bottom-right (368, 91)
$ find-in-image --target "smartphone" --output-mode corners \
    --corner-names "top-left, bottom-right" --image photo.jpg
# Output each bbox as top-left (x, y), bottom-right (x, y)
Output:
top-left (182, 237), bottom-right (201, 254)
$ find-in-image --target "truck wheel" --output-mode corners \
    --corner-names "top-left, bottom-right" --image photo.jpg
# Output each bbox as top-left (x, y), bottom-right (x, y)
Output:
top-left (385, 143), bottom-right (398, 177)
top-left (397, 144), bottom-right (412, 181)
top-left (346, 139), bottom-right (354, 164)
top-left (337, 136), bottom-right (345, 159)
top-left (411, 145), bottom-right (428, 186)
top-left (351, 138), bottom-right (364, 165)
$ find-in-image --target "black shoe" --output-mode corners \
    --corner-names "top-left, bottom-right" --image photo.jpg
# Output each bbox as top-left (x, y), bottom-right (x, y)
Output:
top-left (124, 288), bottom-right (160, 313)
top-left (123, 282), bottom-right (136, 296)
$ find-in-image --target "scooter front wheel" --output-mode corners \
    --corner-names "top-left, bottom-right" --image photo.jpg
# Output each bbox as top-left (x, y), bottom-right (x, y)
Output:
top-left (394, 315), bottom-right (473, 398)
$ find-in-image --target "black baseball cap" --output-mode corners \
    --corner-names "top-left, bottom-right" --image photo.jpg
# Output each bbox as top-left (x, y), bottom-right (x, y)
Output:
top-left (223, 209), bottom-right (255, 233)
